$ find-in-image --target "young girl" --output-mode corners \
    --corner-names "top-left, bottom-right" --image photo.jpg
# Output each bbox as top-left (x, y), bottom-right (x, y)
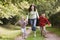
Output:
top-left (38, 12), bottom-right (51, 37)
top-left (15, 16), bottom-right (28, 39)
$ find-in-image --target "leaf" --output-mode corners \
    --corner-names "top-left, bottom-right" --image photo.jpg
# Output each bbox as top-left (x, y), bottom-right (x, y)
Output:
top-left (0, 20), bottom-right (3, 24)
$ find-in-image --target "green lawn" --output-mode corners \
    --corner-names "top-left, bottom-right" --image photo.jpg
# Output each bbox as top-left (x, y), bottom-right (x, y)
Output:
top-left (26, 29), bottom-right (44, 40)
top-left (47, 27), bottom-right (60, 36)
top-left (0, 26), bottom-right (21, 40)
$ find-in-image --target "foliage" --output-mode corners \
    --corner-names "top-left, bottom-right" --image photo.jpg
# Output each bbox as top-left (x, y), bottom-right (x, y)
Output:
top-left (49, 12), bottom-right (60, 27)
top-left (0, 0), bottom-right (29, 24)
top-left (0, 0), bottom-right (60, 26)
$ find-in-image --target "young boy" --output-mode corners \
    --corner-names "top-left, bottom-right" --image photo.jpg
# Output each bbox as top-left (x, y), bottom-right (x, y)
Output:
top-left (15, 16), bottom-right (28, 39)
top-left (38, 13), bottom-right (51, 37)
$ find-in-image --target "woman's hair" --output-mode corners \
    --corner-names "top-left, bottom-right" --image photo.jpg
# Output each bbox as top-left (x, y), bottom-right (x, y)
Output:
top-left (28, 5), bottom-right (36, 12)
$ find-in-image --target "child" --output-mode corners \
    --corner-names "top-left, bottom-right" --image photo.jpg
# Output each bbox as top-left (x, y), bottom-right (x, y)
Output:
top-left (15, 16), bottom-right (28, 39)
top-left (38, 13), bottom-right (51, 37)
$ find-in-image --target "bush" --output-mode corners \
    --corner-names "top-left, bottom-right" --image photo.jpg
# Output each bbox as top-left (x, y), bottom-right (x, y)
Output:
top-left (49, 12), bottom-right (60, 27)
top-left (0, 18), bottom-right (9, 25)
top-left (0, 16), bottom-right (19, 25)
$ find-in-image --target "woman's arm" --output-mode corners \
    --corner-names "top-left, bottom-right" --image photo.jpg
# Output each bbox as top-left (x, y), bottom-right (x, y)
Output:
top-left (36, 11), bottom-right (39, 18)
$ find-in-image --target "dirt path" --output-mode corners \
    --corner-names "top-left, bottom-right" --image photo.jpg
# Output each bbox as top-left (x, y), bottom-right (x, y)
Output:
top-left (15, 27), bottom-right (60, 40)
top-left (15, 27), bottom-right (31, 40)
top-left (45, 31), bottom-right (60, 40)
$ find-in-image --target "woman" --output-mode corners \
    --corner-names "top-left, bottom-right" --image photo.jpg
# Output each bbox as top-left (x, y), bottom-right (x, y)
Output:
top-left (28, 4), bottom-right (39, 37)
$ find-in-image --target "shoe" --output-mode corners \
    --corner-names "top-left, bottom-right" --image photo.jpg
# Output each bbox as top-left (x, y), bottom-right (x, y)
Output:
top-left (34, 34), bottom-right (36, 37)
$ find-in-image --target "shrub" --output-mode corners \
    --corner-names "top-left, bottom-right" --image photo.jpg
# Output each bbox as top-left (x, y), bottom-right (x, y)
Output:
top-left (49, 12), bottom-right (60, 27)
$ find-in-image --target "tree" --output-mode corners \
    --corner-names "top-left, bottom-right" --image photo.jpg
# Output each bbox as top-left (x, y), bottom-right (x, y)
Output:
top-left (0, 0), bottom-right (60, 25)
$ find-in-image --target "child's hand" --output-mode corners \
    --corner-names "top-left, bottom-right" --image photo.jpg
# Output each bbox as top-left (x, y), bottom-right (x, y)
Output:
top-left (49, 24), bottom-right (51, 27)
top-left (45, 24), bottom-right (51, 27)
top-left (26, 21), bottom-right (28, 24)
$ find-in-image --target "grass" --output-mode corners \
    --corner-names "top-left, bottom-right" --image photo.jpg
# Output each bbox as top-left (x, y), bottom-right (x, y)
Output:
top-left (47, 27), bottom-right (60, 36)
top-left (0, 25), bottom-right (31, 40)
top-left (2, 24), bottom-right (21, 30)
top-left (1, 24), bottom-right (60, 40)
top-left (26, 29), bottom-right (44, 40)
top-left (26, 26), bottom-right (60, 40)
top-left (0, 26), bottom-right (21, 40)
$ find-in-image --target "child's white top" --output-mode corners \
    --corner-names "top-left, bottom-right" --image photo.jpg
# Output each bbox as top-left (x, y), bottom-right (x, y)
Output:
top-left (18, 19), bottom-right (27, 28)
